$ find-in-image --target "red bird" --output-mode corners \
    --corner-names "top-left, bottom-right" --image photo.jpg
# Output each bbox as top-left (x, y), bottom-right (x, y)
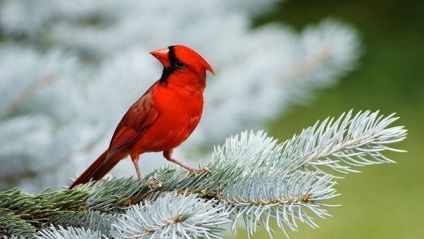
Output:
top-left (69, 45), bottom-right (214, 189)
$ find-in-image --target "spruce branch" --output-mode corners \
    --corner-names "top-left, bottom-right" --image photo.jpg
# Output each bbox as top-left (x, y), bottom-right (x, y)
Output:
top-left (0, 110), bottom-right (406, 238)
top-left (110, 192), bottom-right (230, 239)
top-left (279, 110), bottom-right (407, 173)
top-left (0, 208), bottom-right (36, 238)
top-left (49, 211), bottom-right (117, 237)
top-left (35, 225), bottom-right (101, 239)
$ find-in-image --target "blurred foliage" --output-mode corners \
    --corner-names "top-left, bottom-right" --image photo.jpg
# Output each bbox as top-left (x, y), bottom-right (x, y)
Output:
top-left (231, 0), bottom-right (424, 238)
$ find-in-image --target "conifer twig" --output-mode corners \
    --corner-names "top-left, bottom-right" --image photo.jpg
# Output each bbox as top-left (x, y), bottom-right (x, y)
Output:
top-left (0, 110), bottom-right (406, 239)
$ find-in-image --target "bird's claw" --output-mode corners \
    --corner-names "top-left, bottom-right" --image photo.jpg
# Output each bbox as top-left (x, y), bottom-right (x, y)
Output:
top-left (189, 166), bottom-right (211, 175)
top-left (148, 181), bottom-right (163, 189)
top-left (141, 178), bottom-right (163, 189)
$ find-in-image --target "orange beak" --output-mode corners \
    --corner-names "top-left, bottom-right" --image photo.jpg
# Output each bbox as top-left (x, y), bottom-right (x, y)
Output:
top-left (150, 48), bottom-right (170, 67)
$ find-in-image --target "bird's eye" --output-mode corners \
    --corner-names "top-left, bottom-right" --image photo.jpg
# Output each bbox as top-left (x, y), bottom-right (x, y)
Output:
top-left (174, 60), bottom-right (185, 69)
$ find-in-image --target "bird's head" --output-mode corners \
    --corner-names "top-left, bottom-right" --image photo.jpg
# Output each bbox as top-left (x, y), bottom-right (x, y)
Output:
top-left (150, 45), bottom-right (214, 89)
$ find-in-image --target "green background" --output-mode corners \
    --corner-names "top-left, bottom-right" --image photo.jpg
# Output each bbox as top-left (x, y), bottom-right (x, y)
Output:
top-left (233, 0), bottom-right (424, 238)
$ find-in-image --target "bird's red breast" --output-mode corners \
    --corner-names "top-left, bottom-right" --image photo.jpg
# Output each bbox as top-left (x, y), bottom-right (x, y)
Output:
top-left (106, 45), bottom-right (214, 158)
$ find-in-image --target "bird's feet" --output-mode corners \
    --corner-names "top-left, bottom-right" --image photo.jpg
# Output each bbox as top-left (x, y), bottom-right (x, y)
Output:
top-left (141, 177), bottom-right (163, 189)
top-left (188, 166), bottom-right (211, 175)
top-left (147, 181), bottom-right (163, 189)
top-left (163, 150), bottom-right (211, 176)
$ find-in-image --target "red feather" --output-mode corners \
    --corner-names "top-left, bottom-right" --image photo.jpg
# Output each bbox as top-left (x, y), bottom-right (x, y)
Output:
top-left (69, 45), bottom-right (213, 189)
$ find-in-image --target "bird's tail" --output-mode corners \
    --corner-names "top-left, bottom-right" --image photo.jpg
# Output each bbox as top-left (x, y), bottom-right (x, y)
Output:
top-left (69, 150), bottom-right (123, 189)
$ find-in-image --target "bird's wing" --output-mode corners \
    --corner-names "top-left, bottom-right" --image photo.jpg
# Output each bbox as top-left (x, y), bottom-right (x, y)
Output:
top-left (107, 86), bottom-right (159, 157)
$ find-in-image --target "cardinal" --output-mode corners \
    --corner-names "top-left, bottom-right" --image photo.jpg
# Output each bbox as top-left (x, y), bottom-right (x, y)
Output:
top-left (69, 45), bottom-right (214, 189)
